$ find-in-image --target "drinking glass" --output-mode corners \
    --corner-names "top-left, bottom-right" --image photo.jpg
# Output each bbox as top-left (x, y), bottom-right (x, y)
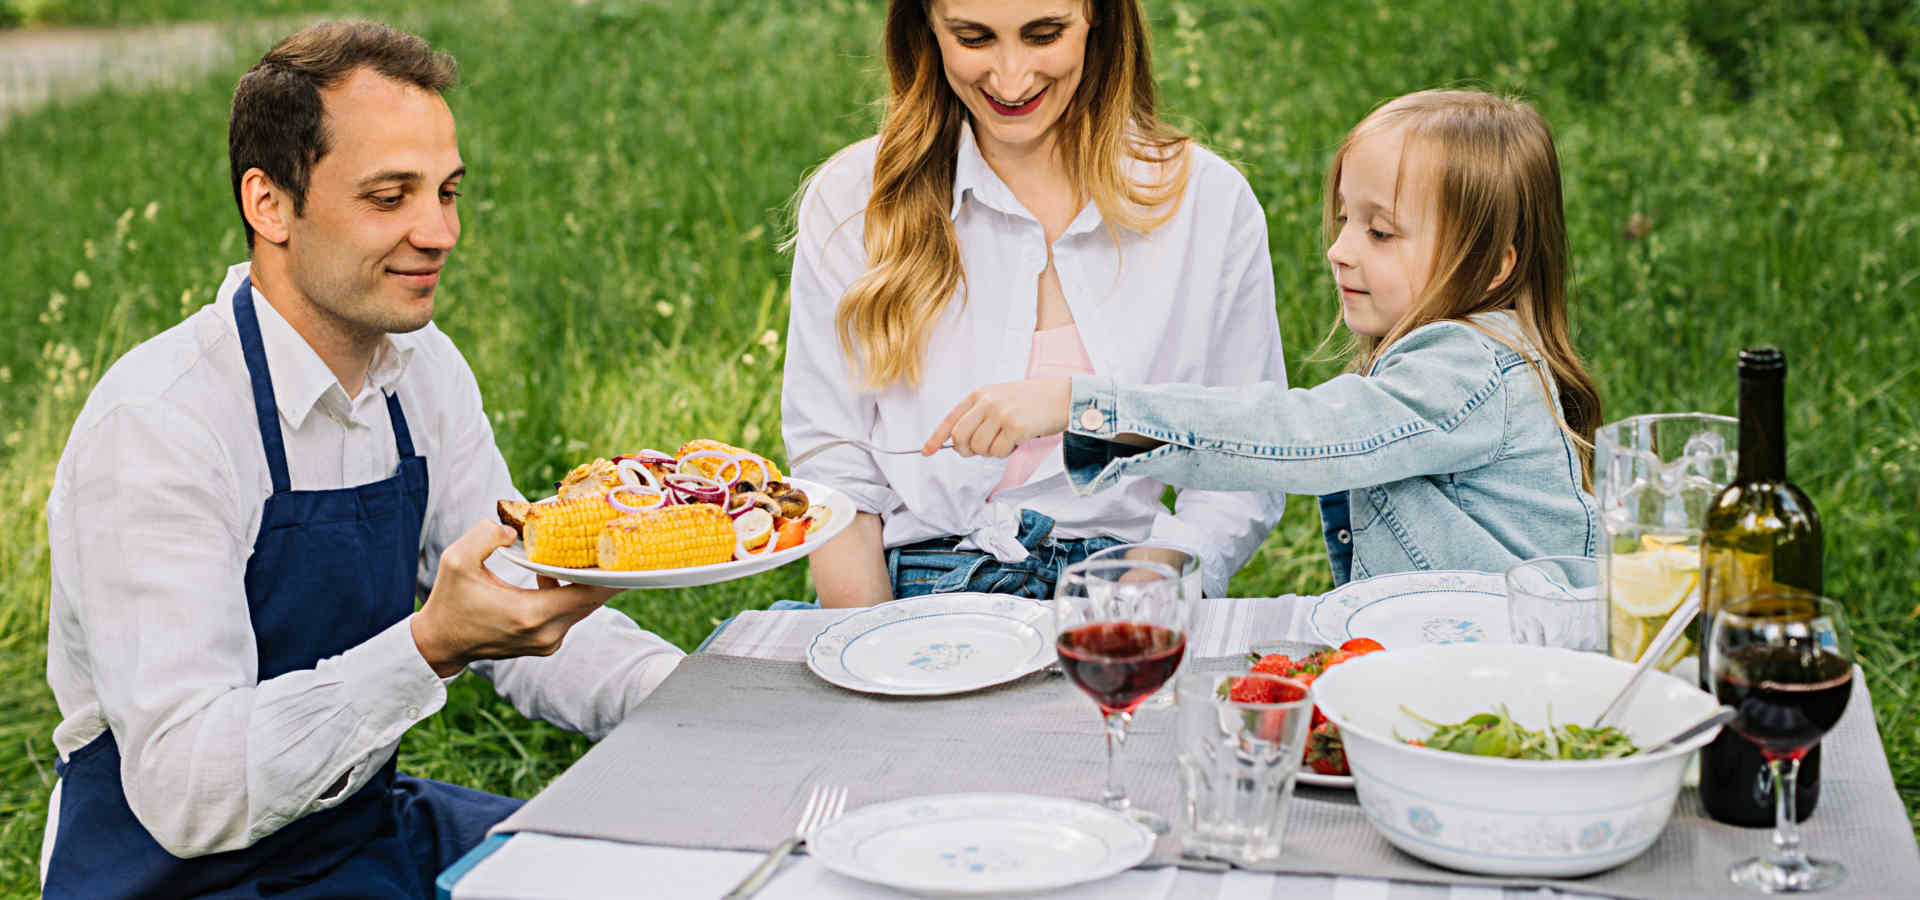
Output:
top-left (1595, 413), bottom-right (1738, 679)
top-left (1175, 671), bottom-right (1315, 863)
top-left (1054, 558), bottom-right (1186, 834)
top-left (1505, 556), bottom-right (1606, 651)
top-left (1086, 542), bottom-right (1201, 710)
top-left (1709, 593), bottom-right (1854, 893)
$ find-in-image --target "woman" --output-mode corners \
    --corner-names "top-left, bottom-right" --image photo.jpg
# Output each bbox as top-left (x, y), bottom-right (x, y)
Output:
top-left (782, 0), bottom-right (1287, 606)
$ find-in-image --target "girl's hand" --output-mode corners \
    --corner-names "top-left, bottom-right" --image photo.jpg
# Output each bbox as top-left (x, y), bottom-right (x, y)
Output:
top-left (925, 378), bottom-right (1073, 458)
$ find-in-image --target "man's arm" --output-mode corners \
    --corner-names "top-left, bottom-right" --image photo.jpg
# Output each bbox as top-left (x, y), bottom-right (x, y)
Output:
top-left (423, 339), bottom-right (683, 740)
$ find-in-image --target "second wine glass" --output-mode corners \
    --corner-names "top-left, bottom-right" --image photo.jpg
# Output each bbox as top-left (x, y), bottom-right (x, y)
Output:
top-left (1054, 558), bottom-right (1186, 835)
top-left (1709, 593), bottom-right (1854, 893)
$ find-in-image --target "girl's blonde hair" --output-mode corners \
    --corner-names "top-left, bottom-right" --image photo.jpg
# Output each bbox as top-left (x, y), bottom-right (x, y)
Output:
top-left (833, 0), bottom-right (1191, 389)
top-left (1321, 89), bottom-right (1603, 481)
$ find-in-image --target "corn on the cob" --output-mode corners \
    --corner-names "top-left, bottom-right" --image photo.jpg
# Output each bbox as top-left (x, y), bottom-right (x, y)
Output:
top-left (676, 439), bottom-right (782, 487)
top-left (522, 493), bottom-right (622, 567)
top-left (598, 504), bottom-right (736, 570)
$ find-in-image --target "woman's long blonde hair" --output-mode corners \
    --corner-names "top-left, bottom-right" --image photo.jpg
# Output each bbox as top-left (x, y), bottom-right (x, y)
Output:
top-left (834, 0), bottom-right (1191, 389)
top-left (1322, 90), bottom-right (1603, 481)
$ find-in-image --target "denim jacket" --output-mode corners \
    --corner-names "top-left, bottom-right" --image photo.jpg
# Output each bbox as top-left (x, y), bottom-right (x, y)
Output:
top-left (1062, 312), bottom-right (1598, 585)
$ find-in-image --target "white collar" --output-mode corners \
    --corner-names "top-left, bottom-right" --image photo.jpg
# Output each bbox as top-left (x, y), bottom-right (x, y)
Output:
top-left (217, 262), bottom-right (418, 431)
top-left (949, 121), bottom-right (1108, 240)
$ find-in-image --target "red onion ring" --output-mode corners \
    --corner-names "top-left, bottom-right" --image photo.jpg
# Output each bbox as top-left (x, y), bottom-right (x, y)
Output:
top-left (615, 458), bottom-right (659, 491)
top-left (606, 487), bottom-right (665, 515)
top-left (676, 450), bottom-right (742, 487)
top-left (663, 472), bottom-right (726, 505)
top-left (724, 492), bottom-right (756, 518)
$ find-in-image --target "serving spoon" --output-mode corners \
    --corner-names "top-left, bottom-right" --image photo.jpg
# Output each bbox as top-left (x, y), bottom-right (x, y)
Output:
top-left (1591, 591), bottom-right (1702, 728)
top-left (1639, 705), bottom-right (1736, 755)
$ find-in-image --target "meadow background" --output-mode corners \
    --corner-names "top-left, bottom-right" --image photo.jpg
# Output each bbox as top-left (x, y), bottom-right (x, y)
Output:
top-left (0, 0), bottom-right (1915, 892)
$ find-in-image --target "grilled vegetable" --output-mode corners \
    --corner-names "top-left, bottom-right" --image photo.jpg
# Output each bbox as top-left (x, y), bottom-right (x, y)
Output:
top-left (497, 499), bottom-right (533, 537)
top-left (523, 494), bottom-right (623, 567)
top-left (597, 504), bottom-right (736, 570)
top-left (677, 439), bottom-right (782, 488)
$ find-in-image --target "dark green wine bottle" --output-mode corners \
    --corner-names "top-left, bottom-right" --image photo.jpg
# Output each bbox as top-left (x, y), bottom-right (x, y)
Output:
top-left (1699, 347), bottom-right (1824, 826)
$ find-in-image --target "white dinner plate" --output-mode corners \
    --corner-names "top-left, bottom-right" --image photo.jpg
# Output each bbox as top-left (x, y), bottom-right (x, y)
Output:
top-left (806, 593), bottom-right (1053, 696)
top-left (1308, 570), bottom-right (1509, 649)
top-left (1297, 769), bottom-right (1354, 789)
top-left (808, 793), bottom-right (1155, 896)
top-left (492, 477), bottom-right (855, 589)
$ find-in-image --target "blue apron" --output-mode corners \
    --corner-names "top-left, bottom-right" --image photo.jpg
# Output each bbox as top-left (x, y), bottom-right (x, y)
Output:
top-left (44, 277), bottom-right (521, 899)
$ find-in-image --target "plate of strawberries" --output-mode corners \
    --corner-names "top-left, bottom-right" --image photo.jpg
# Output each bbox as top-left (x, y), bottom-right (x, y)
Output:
top-left (1229, 637), bottom-right (1386, 788)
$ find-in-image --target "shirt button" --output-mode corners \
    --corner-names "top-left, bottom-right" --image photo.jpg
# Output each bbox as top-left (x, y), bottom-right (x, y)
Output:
top-left (1077, 407), bottom-right (1106, 432)
top-left (406, 706), bottom-right (421, 719)
top-left (1336, 529), bottom-right (1352, 545)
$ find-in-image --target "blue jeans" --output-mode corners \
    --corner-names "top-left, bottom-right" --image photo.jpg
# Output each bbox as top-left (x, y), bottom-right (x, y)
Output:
top-left (885, 509), bottom-right (1121, 600)
top-left (693, 510), bottom-right (1118, 651)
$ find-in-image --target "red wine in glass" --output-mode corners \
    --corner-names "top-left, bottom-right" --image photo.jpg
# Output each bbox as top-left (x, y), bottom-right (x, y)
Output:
top-left (1715, 646), bottom-right (1852, 759)
top-left (1056, 622), bottom-right (1187, 714)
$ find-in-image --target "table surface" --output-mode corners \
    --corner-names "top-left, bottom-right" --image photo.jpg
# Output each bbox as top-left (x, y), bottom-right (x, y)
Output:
top-left (439, 595), bottom-right (1893, 900)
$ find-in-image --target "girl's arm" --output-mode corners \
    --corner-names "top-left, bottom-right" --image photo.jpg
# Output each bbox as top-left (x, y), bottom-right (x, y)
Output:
top-left (782, 147), bottom-right (901, 604)
top-left (1063, 320), bottom-right (1514, 497)
top-left (1144, 177), bottom-right (1288, 597)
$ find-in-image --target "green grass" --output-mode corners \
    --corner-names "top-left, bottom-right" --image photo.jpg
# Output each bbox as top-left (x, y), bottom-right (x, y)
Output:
top-left (1, 0), bottom-right (1916, 893)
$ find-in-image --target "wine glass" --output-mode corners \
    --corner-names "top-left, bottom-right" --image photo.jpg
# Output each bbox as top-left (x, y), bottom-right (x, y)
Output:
top-left (1054, 558), bottom-right (1186, 834)
top-left (1709, 593), bottom-right (1855, 893)
top-left (1085, 542), bottom-right (1201, 709)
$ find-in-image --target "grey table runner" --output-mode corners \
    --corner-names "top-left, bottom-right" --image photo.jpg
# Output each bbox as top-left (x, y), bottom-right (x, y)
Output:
top-left (494, 650), bottom-right (1919, 899)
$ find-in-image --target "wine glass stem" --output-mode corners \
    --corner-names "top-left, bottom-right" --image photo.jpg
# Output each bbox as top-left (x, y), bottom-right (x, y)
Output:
top-left (1101, 710), bottom-right (1133, 811)
top-left (1767, 756), bottom-right (1810, 873)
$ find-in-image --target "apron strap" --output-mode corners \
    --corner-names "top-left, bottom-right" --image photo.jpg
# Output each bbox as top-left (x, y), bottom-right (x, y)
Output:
top-left (385, 392), bottom-right (417, 459)
top-left (231, 277), bottom-right (293, 495)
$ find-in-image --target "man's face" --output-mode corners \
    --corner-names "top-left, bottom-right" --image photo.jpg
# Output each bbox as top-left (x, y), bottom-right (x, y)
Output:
top-left (282, 68), bottom-right (464, 338)
top-left (1327, 125), bottom-right (1441, 339)
top-left (931, 0), bottom-right (1089, 159)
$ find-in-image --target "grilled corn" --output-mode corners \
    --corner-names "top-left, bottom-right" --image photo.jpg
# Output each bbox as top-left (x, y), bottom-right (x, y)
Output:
top-left (597, 504), bottom-right (736, 570)
top-left (522, 493), bottom-right (623, 567)
top-left (676, 439), bottom-right (782, 488)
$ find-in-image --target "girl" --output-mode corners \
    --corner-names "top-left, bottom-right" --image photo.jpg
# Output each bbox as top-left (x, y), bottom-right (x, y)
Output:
top-left (925, 89), bottom-right (1602, 584)
top-left (781, 0), bottom-right (1288, 606)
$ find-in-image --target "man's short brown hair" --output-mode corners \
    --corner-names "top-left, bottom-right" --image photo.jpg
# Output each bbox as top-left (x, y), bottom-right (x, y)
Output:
top-left (228, 22), bottom-right (458, 248)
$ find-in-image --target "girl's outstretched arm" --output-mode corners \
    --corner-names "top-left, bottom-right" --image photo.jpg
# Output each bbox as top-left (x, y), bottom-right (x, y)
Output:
top-left (1062, 319), bottom-right (1519, 497)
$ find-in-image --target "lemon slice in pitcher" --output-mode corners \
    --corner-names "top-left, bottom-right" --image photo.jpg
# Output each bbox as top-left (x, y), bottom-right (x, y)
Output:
top-left (1609, 545), bottom-right (1697, 618)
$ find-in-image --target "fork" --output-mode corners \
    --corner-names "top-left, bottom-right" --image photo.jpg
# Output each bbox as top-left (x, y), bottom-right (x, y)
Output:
top-left (788, 439), bottom-right (953, 469)
top-left (721, 784), bottom-right (848, 899)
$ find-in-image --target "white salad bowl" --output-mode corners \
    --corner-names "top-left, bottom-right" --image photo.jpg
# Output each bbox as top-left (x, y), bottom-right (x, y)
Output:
top-left (1310, 643), bottom-right (1721, 877)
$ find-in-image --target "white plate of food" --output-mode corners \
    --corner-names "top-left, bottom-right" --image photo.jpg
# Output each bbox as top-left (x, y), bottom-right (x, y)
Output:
top-left (806, 593), bottom-right (1054, 696)
top-left (1308, 570), bottom-right (1508, 649)
top-left (807, 793), bottom-right (1154, 896)
top-left (495, 449), bottom-right (855, 589)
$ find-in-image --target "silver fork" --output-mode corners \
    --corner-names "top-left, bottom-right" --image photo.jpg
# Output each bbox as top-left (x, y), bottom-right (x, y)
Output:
top-left (721, 784), bottom-right (848, 899)
top-left (788, 439), bottom-right (953, 469)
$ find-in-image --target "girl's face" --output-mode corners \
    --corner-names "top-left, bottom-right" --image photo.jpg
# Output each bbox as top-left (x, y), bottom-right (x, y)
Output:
top-left (931, 1), bottom-right (1089, 159)
top-left (1327, 125), bottom-right (1442, 338)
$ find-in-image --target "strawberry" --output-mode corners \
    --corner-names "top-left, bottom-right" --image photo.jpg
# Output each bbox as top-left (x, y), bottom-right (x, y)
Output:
top-left (1339, 637), bottom-right (1385, 654)
top-left (1304, 721), bottom-right (1348, 775)
top-left (1323, 650), bottom-right (1357, 668)
top-left (1227, 676), bottom-right (1284, 703)
top-left (1250, 653), bottom-right (1293, 676)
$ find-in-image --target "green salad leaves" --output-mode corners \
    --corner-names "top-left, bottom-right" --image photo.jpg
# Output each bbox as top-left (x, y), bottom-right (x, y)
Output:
top-left (1399, 705), bottom-right (1638, 760)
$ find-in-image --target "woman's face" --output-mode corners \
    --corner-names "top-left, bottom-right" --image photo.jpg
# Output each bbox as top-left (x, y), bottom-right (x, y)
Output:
top-left (931, 1), bottom-right (1089, 158)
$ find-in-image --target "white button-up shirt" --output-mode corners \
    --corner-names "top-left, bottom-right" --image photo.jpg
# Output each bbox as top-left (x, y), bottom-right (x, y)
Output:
top-left (44, 263), bottom-right (683, 858)
top-left (782, 127), bottom-right (1288, 597)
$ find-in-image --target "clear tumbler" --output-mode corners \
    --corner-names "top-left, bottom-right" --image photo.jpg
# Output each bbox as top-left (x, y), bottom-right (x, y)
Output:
top-left (1174, 671), bottom-right (1314, 863)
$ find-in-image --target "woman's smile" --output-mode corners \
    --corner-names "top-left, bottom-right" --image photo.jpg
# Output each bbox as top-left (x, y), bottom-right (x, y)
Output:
top-left (983, 86), bottom-right (1047, 117)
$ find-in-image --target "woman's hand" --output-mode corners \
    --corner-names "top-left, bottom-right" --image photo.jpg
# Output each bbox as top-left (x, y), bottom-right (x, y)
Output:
top-left (925, 378), bottom-right (1072, 458)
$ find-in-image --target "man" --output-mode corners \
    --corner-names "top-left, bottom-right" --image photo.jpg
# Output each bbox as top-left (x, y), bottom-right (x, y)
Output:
top-left (41, 22), bottom-right (681, 898)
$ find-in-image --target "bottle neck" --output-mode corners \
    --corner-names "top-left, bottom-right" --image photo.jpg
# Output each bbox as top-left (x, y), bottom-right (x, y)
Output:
top-left (1737, 373), bottom-right (1787, 481)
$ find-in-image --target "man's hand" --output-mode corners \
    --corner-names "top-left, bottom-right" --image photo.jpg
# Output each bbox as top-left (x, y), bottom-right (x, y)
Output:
top-left (924, 377), bottom-right (1072, 459)
top-left (410, 519), bottom-right (622, 678)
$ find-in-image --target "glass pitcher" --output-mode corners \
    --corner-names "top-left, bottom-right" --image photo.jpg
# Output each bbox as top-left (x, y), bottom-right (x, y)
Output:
top-left (1593, 413), bottom-right (1738, 683)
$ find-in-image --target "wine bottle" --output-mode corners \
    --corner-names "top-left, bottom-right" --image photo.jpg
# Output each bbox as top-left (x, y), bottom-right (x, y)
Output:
top-left (1698, 347), bottom-right (1825, 826)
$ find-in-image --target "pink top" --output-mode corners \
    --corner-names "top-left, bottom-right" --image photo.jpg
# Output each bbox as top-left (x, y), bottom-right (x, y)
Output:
top-left (990, 322), bottom-right (1095, 497)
